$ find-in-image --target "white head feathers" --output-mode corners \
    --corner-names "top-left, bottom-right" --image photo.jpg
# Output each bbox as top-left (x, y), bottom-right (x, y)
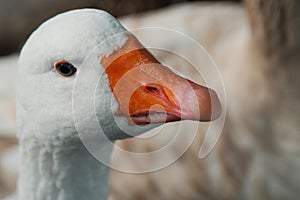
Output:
top-left (17, 9), bottom-right (157, 141)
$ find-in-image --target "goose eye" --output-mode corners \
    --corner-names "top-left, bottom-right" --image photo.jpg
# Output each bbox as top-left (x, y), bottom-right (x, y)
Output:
top-left (55, 61), bottom-right (77, 77)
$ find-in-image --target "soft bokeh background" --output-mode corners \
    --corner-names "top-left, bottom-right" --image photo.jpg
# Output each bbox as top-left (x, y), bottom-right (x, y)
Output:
top-left (1, 0), bottom-right (299, 199)
top-left (0, 0), bottom-right (240, 56)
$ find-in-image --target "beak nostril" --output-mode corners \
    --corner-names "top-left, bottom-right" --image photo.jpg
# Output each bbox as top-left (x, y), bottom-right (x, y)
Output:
top-left (143, 84), bottom-right (178, 109)
top-left (145, 85), bottom-right (161, 95)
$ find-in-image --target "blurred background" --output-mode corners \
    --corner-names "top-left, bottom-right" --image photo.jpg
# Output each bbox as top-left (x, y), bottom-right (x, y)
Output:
top-left (0, 0), bottom-right (299, 199)
top-left (0, 0), bottom-right (240, 56)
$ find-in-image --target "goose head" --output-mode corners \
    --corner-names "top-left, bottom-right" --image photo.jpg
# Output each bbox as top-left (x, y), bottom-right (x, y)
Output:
top-left (17, 9), bottom-right (221, 141)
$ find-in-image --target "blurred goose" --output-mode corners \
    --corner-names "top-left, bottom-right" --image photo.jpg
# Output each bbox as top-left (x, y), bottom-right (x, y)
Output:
top-left (14, 9), bottom-right (220, 200)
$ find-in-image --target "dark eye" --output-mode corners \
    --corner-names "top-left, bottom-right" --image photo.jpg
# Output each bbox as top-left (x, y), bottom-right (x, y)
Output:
top-left (55, 61), bottom-right (77, 77)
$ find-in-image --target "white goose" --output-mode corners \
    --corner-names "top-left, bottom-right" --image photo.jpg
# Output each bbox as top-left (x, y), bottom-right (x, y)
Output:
top-left (15, 9), bottom-right (220, 200)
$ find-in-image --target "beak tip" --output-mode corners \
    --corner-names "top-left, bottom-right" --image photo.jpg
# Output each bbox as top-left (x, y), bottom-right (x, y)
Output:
top-left (209, 89), bottom-right (222, 121)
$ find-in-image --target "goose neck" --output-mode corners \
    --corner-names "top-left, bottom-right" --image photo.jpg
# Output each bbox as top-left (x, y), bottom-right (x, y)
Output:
top-left (17, 136), bottom-right (112, 200)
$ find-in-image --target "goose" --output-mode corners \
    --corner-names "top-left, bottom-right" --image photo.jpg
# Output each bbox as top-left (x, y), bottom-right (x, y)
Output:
top-left (2, 1), bottom-right (297, 199)
top-left (13, 9), bottom-right (221, 200)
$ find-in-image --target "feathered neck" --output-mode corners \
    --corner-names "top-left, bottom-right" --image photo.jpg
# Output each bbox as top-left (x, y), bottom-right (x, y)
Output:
top-left (17, 135), bottom-right (113, 200)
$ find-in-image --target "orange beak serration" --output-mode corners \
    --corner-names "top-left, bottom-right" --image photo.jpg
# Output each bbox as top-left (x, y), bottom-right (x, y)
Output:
top-left (101, 34), bottom-right (221, 125)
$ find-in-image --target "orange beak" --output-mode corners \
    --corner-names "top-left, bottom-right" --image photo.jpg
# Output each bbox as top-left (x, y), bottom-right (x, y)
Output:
top-left (101, 35), bottom-right (221, 125)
